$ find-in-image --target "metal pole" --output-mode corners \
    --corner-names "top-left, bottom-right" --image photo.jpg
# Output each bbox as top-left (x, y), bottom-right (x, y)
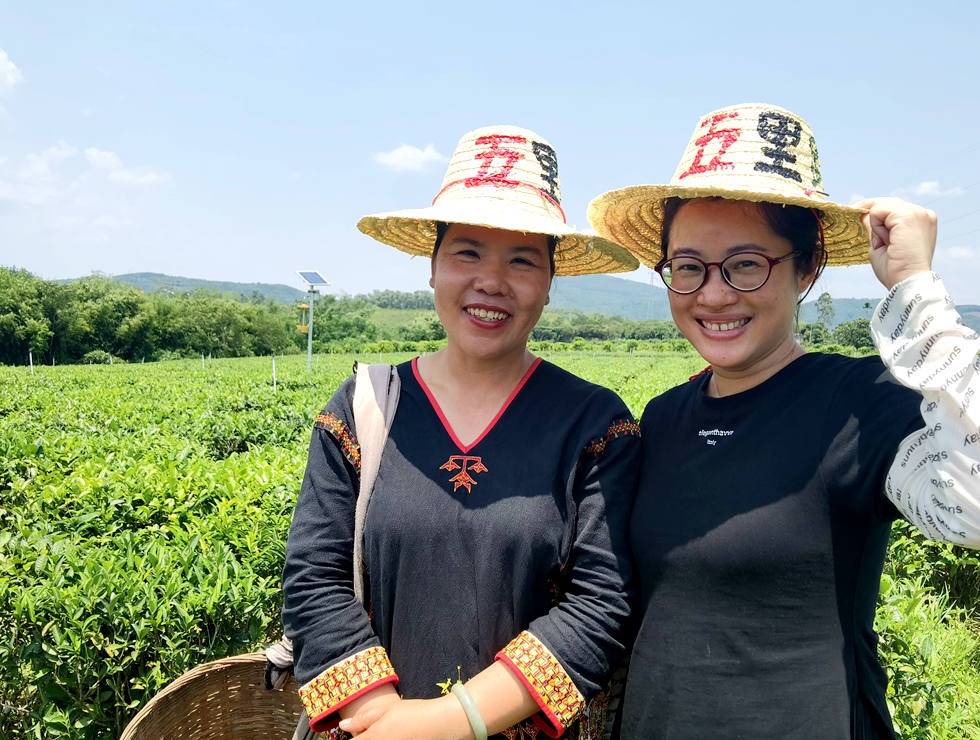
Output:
top-left (307, 288), bottom-right (315, 372)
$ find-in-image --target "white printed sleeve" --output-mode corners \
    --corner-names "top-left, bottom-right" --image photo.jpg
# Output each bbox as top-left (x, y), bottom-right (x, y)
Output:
top-left (872, 271), bottom-right (980, 547)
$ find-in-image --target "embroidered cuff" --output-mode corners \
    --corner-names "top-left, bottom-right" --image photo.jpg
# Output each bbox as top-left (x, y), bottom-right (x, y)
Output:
top-left (315, 411), bottom-right (362, 472)
top-left (584, 418), bottom-right (641, 458)
top-left (298, 646), bottom-right (398, 732)
top-left (496, 631), bottom-right (585, 738)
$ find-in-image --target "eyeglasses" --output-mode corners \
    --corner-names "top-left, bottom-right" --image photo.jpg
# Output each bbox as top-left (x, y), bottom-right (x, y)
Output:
top-left (654, 251), bottom-right (799, 294)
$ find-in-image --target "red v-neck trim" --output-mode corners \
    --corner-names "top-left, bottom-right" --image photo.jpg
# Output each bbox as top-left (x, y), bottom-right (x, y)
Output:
top-left (411, 356), bottom-right (543, 453)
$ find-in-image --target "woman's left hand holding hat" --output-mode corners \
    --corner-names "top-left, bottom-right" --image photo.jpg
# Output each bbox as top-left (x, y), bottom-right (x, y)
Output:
top-left (855, 196), bottom-right (938, 290)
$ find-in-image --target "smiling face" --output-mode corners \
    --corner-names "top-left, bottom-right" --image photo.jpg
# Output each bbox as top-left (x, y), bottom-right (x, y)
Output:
top-left (665, 198), bottom-right (816, 391)
top-left (430, 223), bottom-right (552, 366)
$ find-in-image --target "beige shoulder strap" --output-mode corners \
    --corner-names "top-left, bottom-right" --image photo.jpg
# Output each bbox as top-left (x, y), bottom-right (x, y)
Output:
top-left (351, 362), bottom-right (400, 603)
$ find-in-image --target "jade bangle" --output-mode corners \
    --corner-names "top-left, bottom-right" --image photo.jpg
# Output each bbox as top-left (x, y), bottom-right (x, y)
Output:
top-left (451, 682), bottom-right (488, 740)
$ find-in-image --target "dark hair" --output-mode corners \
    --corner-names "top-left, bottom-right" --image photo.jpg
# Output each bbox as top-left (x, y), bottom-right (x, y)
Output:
top-left (433, 221), bottom-right (557, 276)
top-left (660, 197), bottom-right (827, 281)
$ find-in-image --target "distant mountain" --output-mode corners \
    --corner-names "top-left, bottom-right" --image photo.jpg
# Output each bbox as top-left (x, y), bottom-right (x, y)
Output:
top-left (549, 274), bottom-right (671, 320)
top-left (549, 275), bottom-right (881, 325)
top-left (551, 275), bottom-right (980, 332)
top-left (798, 297), bottom-right (877, 326)
top-left (958, 304), bottom-right (980, 333)
top-left (80, 272), bottom-right (308, 304)
top-left (66, 271), bottom-right (980, 333)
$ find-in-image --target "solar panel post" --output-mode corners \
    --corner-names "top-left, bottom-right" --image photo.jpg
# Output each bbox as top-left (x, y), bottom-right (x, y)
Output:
top-left (307, 287), bottom-right (315, 372)
top-left (295, 272), bottom-right (328, 373)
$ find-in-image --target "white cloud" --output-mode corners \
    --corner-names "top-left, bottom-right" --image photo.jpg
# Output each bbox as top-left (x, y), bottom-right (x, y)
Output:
top-left (85, 147), bottom-right (124, 170)
top-left (373, 143), bottom-right (446, 172)
top-left (0, 49), bottom-right (23, 93)
top-left (110, 169), bottom-right (168, 185)
top-left (0, 143), bottom-right (150, 251)
top-left (84, 146), bottom-right (169, 185)
top-left (1, 142), bottom-right (80, 204)
top-left (893, 180), bottom-right (966, 199)
top-left (914, 180), bottom-right (965, 198)
top-left (945, 246), bottom-right (975, 260)
top-left (0, 140), bottom-right (168, 230)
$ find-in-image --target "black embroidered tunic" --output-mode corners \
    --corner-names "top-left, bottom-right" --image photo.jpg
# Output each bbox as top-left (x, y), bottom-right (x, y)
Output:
top-left (283, 357), bottom-right (641, 738)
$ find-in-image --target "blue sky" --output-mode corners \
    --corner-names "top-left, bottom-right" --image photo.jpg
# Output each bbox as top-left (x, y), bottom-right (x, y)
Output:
top-left (2, 1), bottom-right (979, 303)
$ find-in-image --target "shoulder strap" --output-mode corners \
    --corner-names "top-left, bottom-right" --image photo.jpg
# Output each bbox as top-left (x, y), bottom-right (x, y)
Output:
top-left (264, 365), bottom-right (399, 710)
top-left (351, 362), bottom-right (400, 603)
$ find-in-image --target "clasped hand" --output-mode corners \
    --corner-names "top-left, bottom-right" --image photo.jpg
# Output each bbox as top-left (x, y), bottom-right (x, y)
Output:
top-left (854, 197), bottom-right (938, 290)
top-left (339, 695), bottom-right (474, 740)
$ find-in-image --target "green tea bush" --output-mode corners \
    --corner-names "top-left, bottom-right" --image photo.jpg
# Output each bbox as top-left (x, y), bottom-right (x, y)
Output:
top-left (877, 570), bottom-right (980, 737)
top-left (80, 350), bottom-right (123, 365)
top-left (888, 521), bottom-right (980, 609)
top-left (1, 353), bottom-right (978, 738)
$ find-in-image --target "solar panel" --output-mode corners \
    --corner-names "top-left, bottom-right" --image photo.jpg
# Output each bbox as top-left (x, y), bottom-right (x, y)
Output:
top-left (296, 270), bottom-right (330, 287)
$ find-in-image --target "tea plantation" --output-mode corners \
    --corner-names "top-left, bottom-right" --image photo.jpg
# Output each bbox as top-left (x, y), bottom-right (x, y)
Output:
top-left (1, 352), bottom-right (978, 738)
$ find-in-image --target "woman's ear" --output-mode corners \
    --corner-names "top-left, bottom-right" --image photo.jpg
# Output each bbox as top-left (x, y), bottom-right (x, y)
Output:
top-left (798, 264), bottom-right (819, 297)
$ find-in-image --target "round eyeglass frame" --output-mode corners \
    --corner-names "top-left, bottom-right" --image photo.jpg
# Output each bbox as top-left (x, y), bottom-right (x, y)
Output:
top-left (654, 251), bottom-right (800, 294)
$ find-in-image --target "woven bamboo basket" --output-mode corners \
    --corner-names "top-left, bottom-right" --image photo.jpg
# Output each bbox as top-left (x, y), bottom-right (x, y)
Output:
top-left (120, 652), bottom-right (306, 739)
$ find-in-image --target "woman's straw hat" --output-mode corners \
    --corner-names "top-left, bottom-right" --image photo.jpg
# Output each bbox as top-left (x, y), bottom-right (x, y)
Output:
top-left (587, 103), bottom-right (869, 267)
top-left (358, 125), bottom-right (638, 276)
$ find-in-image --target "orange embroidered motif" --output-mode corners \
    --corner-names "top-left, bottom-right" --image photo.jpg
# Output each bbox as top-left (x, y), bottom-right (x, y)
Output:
top-left (577, 691), bottom-right (610, 739)
top-left (584, 418), bottom-right (640, 458)
top-left (299, 646), bottom-right (396, 721)
top-left (497, 631), bottom-right (584, 733)
top-left (315, 412), bottom-right (361, 472)
top-left (439, 455), bottom-right (488, 493)
top-left (502, 721), bottom-right (541, 739)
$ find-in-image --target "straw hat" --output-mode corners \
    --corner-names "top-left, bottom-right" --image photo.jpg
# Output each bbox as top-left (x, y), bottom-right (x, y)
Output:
top-left (358, 125), bottom-right (638, 276)
top-left (587, 103), bottom-right (869, 267)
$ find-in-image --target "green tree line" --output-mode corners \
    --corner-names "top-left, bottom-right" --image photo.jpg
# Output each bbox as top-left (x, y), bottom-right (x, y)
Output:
top-left (0, 268), bottom-right (877, 365)
top-left (0, 269), bottom-right (380, 365)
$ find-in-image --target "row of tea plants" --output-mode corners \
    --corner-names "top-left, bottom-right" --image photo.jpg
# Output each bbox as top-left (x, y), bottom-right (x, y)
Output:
top-left (1, 352), bottom-right (978, 738)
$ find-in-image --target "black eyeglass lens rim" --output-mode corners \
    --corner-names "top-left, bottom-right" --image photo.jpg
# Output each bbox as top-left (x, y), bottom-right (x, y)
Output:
top-left (655, 251), bottom-right (798, 294)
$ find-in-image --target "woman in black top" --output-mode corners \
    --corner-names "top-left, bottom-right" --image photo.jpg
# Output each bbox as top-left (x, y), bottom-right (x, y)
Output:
top-left (588, 103), bottom-right (980, 738)
top-left (283, 125), bottom-right (641, 740)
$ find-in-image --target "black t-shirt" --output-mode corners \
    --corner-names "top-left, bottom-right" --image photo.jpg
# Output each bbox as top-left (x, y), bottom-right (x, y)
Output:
top-left (622, 353), bottom-right (923, 739)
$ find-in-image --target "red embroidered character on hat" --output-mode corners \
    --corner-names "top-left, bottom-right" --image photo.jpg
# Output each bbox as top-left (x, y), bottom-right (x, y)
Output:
top-left (679, 112), bottom-right (741, 180)
top-left (465, 135), bottom-right (527, 189)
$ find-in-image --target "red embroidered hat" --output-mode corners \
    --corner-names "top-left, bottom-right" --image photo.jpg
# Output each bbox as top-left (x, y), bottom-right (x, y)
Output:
top-left (357, 125), bottom-right (638, 276)
top-left (586, 103), bottom-right (869, 267)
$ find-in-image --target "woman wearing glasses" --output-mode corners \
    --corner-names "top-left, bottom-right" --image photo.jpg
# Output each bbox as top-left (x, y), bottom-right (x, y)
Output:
top-left (588, 103), bottom-right (980, 738)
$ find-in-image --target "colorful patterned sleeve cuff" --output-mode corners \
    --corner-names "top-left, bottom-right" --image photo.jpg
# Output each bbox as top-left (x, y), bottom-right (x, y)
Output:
top-left (298, 646), bottom-right (398, 732)
top-left (496, 631), bottom-right (585, 738)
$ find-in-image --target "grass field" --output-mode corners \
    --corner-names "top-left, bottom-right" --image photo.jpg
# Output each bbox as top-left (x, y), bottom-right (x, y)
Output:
top-left (369, 307), bottom-right (433, 334)
top-left (1, 352), bottom-right (978, 738)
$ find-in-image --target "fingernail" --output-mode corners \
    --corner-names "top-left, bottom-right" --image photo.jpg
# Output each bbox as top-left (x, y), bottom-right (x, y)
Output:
top-left (339, 719), bottom-right (352, 731)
